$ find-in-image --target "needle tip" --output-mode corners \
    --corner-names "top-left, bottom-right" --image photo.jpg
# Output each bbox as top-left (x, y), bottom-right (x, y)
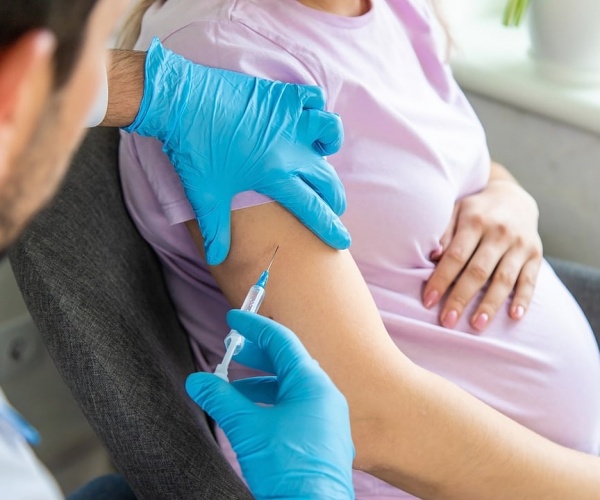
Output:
top-left (266, 245), bottom-right (280, 272)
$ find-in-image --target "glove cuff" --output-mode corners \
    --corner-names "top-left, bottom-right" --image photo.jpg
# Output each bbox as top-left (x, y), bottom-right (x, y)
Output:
top-left (123, 37), bottom-right (208, 142)
top-left (122, 38), bottom-right (161, 136)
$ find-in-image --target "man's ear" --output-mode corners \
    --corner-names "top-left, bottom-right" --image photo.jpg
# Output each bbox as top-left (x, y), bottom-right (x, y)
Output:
top-left (0, 30), bottom-right (56, 166)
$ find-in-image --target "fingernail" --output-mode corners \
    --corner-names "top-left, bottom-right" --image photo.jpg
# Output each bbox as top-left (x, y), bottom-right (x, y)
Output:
top-left (473, 312), bottom-right (489, 331)
top-left (424, 290), bottom-right (439, 309)
top-left (442, 309), bottom-right (458, 329)
top-left (430, 245), bottom-right (443, 261)
top-left (513, 305), bottom-right (525, 320)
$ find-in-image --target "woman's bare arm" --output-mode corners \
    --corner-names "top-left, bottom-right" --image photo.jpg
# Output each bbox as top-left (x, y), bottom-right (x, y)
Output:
top-left (185, 202), bottom-right (600, 499)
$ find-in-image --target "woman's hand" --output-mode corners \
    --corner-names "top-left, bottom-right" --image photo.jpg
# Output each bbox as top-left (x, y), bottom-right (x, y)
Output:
top-left (423, 163), bottom-right (543, 332)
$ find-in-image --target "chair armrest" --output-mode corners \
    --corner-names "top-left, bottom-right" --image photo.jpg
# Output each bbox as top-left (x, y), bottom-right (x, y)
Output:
top-left (547, 257), bottom-right (600, 350)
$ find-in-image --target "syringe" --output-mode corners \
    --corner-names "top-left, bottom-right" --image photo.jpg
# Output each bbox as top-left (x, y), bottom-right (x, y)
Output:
top-left (214, 246), bottom-right (279, 381)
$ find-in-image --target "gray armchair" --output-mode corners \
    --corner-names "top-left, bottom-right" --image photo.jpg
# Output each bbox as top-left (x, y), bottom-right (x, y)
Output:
top-left (8, 127), bottom-right (600, 499)
top-left (9, 127), bottom-right (251, 499)
top-left (547, 257), bottom-right (600, 348)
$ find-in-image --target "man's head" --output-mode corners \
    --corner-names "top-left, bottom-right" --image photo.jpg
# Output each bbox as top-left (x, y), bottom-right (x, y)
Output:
top-left (0, 0), bottom-right (127, 252)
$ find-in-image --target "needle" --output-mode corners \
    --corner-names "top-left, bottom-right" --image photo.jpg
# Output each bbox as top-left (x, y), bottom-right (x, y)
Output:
top-left (266, 245), bottom-right (280, 272)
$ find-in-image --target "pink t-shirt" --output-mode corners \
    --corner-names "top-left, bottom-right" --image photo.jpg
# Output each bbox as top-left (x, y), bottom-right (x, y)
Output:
top-left (119, 1), bottom-right (600, 497)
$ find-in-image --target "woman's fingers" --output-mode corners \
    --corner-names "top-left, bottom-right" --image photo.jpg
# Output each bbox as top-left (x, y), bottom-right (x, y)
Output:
top-left (468, 249), bottom-right (541, 331)
top-left (440, 238), bottom-right (542, 332)
top-left (428, 178), bottom-right (543, 331)
top-left (438, 232), bottom-right (510, 330)
top-left (431, 204), bottom-right (458, 261)
top-left (466, 248), bottom-right (528, 331)
top-left (423, 214), bottom-right (482, 310)
top-left (509, 252), bottom-right (542, 320)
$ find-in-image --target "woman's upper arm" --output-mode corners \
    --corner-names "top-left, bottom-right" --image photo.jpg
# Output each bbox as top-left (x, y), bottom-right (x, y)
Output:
top-left (185, 202), bottom-right (413, 423)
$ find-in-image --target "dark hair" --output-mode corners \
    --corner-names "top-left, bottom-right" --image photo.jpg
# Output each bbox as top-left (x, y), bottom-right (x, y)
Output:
top-left (0, 0), bottom-right (99, 88)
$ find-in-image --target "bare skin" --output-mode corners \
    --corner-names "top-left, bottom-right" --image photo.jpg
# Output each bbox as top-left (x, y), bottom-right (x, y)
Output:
top-left (424, 162), bottom-right (543, 331)
top-left (185, 202), bottom-right (600, 499)
top-left (101, 49), bottom-right (145, 127)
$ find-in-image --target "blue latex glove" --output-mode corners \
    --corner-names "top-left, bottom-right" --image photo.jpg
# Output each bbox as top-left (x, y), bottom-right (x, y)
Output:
top-left (125, 38), bottom-right (350, 265)
top-left (186, 310), bottom-right (355, 500)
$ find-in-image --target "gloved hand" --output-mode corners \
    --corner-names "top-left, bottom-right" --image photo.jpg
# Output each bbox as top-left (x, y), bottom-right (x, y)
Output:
top-left (125, 38), bottom-right (350, 265)
top-left (186, 310), bottom-right (355, 500)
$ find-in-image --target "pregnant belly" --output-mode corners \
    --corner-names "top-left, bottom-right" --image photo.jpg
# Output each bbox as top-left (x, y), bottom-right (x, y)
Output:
top-left (375, 259), bottom-right (600, 454)
top-left (217, 260), bottom-right (600, 499)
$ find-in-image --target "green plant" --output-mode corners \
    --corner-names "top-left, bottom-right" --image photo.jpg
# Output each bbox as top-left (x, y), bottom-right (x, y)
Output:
top-left (503, 0), bottom-right (530, 26)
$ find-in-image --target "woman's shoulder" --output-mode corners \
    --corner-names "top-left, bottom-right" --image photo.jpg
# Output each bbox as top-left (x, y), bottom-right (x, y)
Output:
top-left (136, 0), bottom-right (234, 50)
top-left (138, 0), bottom-right (329, 89)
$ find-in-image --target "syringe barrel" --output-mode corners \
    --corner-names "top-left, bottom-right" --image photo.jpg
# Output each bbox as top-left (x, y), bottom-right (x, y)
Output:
top-left (240, 284), bottom-right (266, 313)
top-left (224, 284), bottom-right (266, 354)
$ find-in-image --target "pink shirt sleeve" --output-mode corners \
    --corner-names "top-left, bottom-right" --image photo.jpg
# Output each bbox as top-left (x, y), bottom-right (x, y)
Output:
top-left (130, 19), bottom-right (328, 225)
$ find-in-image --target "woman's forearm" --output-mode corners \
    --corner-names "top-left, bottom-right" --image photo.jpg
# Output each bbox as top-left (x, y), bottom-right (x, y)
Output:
top-left (368, 362), bottom-right (600, 499)
top-left (101, 49), bottom-right (145, 127)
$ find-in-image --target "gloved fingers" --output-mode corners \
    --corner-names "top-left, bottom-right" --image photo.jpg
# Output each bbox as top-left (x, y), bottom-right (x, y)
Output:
top-left (227, 310), bottom-right (315, 382)
top-left (185, 372), bottom-right (251, 423)
top-left (297, 108), bottom-right (344, 156)
top-left (196, 201), bottom-right (232, 266)
top-left (269, 177), bottom-right (351, 250)
top-left (233, 339), bottom-right (275, 374)
top-left (297, 156), bottom-right (346, 216)
top-left (231, 377), bottom-right (279, 404)
top-left (297, 84), bottom-right (327, 111)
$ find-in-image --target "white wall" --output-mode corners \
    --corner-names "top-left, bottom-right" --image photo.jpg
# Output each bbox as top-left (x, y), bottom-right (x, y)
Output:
top-left (466, 91), bottom-right (600, 268)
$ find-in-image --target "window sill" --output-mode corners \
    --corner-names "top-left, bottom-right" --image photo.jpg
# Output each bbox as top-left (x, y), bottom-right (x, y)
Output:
top-left (448, 12), bottom-right (600, 135)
